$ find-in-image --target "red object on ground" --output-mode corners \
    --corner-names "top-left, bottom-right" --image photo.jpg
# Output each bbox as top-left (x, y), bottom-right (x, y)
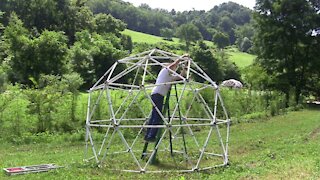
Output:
top-left (3, 164), bottom-right (62, 175)
top-left (6, 168), bottom-right (24, 172)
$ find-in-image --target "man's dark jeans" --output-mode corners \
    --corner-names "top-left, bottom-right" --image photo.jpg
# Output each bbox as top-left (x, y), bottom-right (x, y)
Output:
top-left (144, 93), bottom-right (164, 141)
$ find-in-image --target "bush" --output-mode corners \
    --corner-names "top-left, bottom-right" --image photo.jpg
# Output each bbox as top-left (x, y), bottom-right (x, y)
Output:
top-left (218, 89), bottom-right (286, 121)
top-left (0, 85), bottom-right (37, 141)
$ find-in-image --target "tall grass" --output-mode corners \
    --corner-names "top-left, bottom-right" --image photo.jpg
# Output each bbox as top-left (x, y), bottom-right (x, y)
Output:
top-left (0, 83), bottom-right (289, 144)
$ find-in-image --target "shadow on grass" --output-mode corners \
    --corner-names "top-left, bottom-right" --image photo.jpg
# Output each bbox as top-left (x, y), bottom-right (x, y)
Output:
top-left (305, 103), bottom-right (320, 110)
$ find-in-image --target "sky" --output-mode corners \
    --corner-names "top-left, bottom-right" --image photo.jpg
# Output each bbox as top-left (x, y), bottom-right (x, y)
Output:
top-left (122, 0), bottom-right (256, 12)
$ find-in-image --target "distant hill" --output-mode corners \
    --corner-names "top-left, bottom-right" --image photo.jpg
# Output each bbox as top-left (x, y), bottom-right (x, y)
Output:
top-left (122, 29), bottom-right (214, 47)
top-left (123, 29), bottom-right (255, 67)
top-left (122, 29), bottom-right (180, 45)
top-left (88, 0), bottom-right (254, 47)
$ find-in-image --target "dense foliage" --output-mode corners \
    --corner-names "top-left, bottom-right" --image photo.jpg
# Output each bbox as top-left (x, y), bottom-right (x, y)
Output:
top-left (0, 0), bottom-right (255, 89)
top-left (0, 0), bottom-right (131, 88)
top-left (176, 23), bottom-right (202, 50)
top-left (254, 0), bottom-right (320, 105)
top-left (88, 0), bottom-right (254, 48)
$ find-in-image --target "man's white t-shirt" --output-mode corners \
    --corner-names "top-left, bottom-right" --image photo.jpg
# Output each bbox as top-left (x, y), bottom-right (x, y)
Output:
top-left (152, 68), bottom-right (176, 96)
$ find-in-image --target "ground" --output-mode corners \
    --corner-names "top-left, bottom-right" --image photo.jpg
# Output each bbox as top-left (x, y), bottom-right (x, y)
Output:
top-left (1, 108), bottom-right (319, 179)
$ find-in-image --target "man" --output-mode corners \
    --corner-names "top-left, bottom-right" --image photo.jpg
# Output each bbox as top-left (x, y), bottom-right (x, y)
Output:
top-left (144, 55), bottom-right (188, 142)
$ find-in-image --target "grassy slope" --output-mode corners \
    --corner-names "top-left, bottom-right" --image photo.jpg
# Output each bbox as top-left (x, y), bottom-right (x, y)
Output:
top-left (226, 47), bottom-right (256, 68)
top-left (122, 29), bottom-right (214, 47)
top-left (1, 109), bottom-right (319, 179)
top-left (123, 29), bottom-right (255, 68)
top-left (122, 29), bottom-right (180, 45)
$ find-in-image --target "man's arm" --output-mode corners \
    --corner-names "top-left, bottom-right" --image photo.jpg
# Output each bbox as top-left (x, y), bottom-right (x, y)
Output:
top-left (168, 54), bottom-right (189, 70)
top-left (171, 54), bottom-right (189, 81)
top-left (168, 59), bottom-right (180, 70)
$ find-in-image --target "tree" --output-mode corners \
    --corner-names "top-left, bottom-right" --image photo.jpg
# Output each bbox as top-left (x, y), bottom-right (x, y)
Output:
top-left (235, 23), bottom-right (255, 52)
top-left (70, 30), bottom-right (126, 89)
top-left (215, 49), bottom-right (241, 81)
top-left (212, 31), bottom-right (230, 49)
top-left (4, 13), bottom-right (69, 84)
top-left (176, 23), bottom-right (202, 50)
top-left (64, 3), bottom-right (94, 43)
top-left (0, 0), bottom-right (97, 45)
top-left (242, 63), bottom-right (270, 90)
top-left (62, 72), bottom-right (84, 125)
top-left (160, 28), bottom-right (174, 41)
top-left (3, 13), bottom-right (33, 84)
top-left (69, 32), bottom-right (95, 88)
top-left (190, 41), bottom-right (222, 82)
top-left (0, 0), bottom-right (68, 32)
top-left (240, 37), bottom-right (252, 52)
top-left (219, 16), bottom-right (236, 44)
top-left (139, 3), bottom-right (152, 10)
top-left (219, 16), bottom-right (234, 33)
top-left (0, 11), bottom-right (4, 30)
top-left (193, 20), bottom-right (213, 41)
top-left (0, 11), bottom-right (8, 90)
top-left (0, 11), bottom-right (5, 60)
top-left (254, 0), bottom-right (320, 105)
top-left (120, 34), bottom-right (133, 53)
top-left (205, 11), bottom-right (219, 27)
top-left (93, 13), bottom-right (126, 35)
top-left (33, 30), bottom-right (69, 80)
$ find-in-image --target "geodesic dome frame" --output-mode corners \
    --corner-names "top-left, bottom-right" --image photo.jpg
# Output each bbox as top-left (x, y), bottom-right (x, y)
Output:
top-left (84, 49), bottom-right (231, 173)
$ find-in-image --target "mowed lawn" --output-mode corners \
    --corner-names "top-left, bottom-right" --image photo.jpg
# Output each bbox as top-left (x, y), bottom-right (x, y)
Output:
top-left (1, 109), bottom-right (319, 179)
top-left (122, 29), bottom-right (215, 47)
top-left (227, 108), bottom-right (320, 179)
top-left (122, 29), bottom-right (180, 45)
top-left (226, 48), bottom-right (256, 68)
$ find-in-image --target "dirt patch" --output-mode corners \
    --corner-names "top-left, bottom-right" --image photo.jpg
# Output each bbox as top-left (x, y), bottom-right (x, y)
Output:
top-left (309, 127), bottom-right (320, 140)
top-left (262, 166), bottom-right (313, 180)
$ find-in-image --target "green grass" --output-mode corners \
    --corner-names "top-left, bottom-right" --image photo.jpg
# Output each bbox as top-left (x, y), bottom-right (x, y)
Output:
top-left (122, 29), bottom-right (180, 45)
top-left (123, 29), bottom-right (255, 68)
top-left (1, 109), bottom-right (319, 179)
top-left (226, 47), bottom-right (256, 68)
top-left (122, 29), bottom-right (214, 47)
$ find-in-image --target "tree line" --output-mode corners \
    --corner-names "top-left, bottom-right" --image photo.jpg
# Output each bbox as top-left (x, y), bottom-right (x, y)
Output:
top-left (253, 0), bottom-right (320, 105)
top-left (0, 0), bottom-right (244, 90)
top-left (0, 0), bottom-right (319, 106)
top-left (0, 0), bottom-right (132, 89)
top-left (88, 0), bottom-right (255, 52)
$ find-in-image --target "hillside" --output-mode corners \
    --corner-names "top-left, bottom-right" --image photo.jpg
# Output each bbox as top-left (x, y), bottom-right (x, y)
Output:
top-left (226, 47), bottom-right (256, 68)
top-left (123, 29), bottom-right (215, 47)
top-left (1, 109), bottom-right (319, 179)
top-left (89, 0), bottom-right (253, 44)
top-left (123, 29), bottom-right (256, 67)
top-left (122, 29), bottom-right (180, 45)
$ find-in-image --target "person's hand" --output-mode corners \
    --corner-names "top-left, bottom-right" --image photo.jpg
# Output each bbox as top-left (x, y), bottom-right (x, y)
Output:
top-left (181, 54), bottom-right (189, 58)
